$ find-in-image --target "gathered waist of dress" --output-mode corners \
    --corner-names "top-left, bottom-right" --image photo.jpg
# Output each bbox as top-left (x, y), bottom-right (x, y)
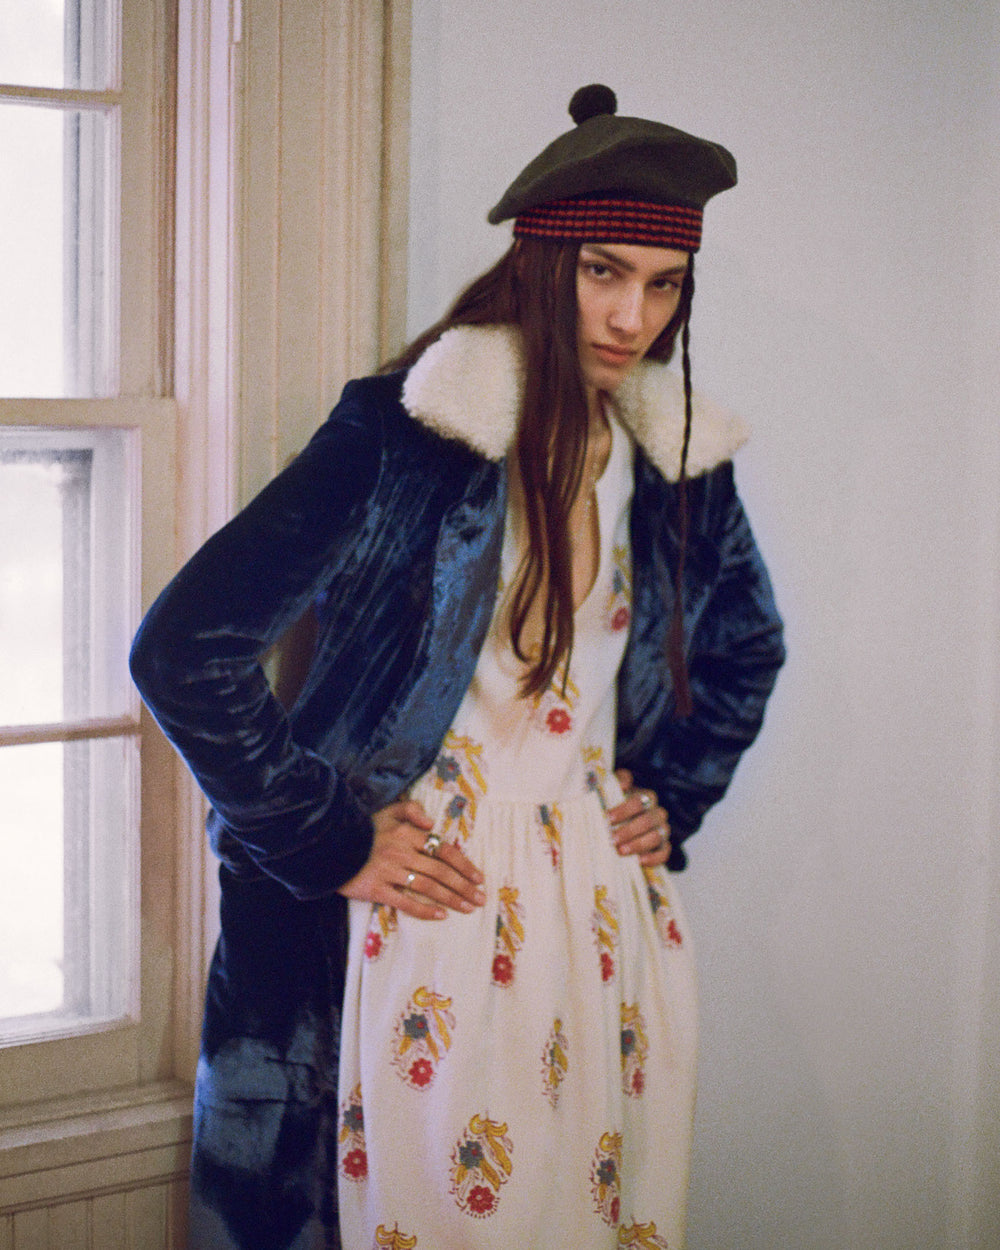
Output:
top-left (410, 734), bottom-right (625, 808)
top-left (410, 755), bottom-right (626, 812)
top-left (407, 762), bottom-right (627, 859)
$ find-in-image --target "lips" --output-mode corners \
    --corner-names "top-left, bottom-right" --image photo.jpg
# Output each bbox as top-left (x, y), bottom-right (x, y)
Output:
top-left (591, 344), bottom-right (636, 366)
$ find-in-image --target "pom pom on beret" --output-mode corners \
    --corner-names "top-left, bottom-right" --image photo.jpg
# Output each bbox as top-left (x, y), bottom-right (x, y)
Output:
top-left (568, 83), bottom-right (617, 125)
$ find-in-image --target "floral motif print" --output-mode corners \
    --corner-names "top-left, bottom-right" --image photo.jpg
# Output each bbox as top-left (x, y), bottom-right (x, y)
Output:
top-left (491, 884), bottom-right (526, 987)
top-left (373, 1225), bottom-right (418, 1249)
top-left (467, 1186), bottom-right (495, 1215)
top-left (540, 1017), bottom-right (569, 1107)
top-left (407, 1058), bottom-right (434, 1088)
top-left (341, 1148), bottom-right (367, 1180)
top-left (530, 660), bottom-right (579, 737)
top-left (364, 903), bottom-right (398, 962)
top-left (620, 1002), bottom-right (649, 1098)
top-left (592, 885), bottom-right (619, 985)
top-left (590, 1130), bottom-right (623, 1226)
top-left (430, 731), bottom-right (487, 844)
top-left (390, 987), bottom-right (455, 1090)
top-left (536, 802), bottom-right (564, 869)
top-left (491, 953), bottom-right (513, 986)
top-left (338, 1083), bottom-right (367, 1183)
top-left (583, 744), bottom-right (610, 811)
top-left (643, 868), bottom-right (684, 949)
top-left (450, 1113), bottom-right (514, 1218)
top-left (606, 543), bottom-right (632, 633)
top-left (617, 1221), bottom-right (670, 1248)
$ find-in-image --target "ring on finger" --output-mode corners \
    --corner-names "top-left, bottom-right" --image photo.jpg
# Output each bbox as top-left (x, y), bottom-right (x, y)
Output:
top-left (639, 791), bottom-right (654, 811)
top-left (422, 832), bottom-right (442, 857)
top-left (405, 871), bottom-right (416, 888)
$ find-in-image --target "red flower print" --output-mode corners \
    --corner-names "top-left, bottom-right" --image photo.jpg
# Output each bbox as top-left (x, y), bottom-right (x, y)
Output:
top-left (546, 707), bottom-right (572, 735)
top-left (611, 605), bottom-right (630, 632)
top-left (341, 1148), bottom-right (367, 1179)
top-left (492, 953), bottom-right (514, 985)
top-left (600, 951), bottom-right (615, 982)
top-left (409, 1058), bottom-right (434, 1088)
top-left (467, 1185), bottom-right (496, 1216)
top-left (610, 1196), bottom-right (620, 1224)
top-left (631, 1069), bottom-right (645, 1096)
top-left (666, 919), bottom-right (683, 947)
top-left (364, 931), bottom-right (382, 959)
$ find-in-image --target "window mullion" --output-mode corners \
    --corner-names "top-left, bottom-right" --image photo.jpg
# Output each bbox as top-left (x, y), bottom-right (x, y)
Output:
top-left (0, 85), bottom-right (120, 108)
top-left (0, 717), bottom-right (140, 749)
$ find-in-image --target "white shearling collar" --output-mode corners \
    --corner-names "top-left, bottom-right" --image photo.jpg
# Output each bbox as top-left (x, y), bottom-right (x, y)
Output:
top-left (401, 324), bottom-right (748, 482)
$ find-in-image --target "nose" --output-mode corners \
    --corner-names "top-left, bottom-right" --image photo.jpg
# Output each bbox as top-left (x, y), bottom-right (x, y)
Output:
top-left (608, 282), bottom-right (644, 337)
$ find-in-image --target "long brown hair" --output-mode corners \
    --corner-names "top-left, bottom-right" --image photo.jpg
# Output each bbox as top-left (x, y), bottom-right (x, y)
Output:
top-left (384, 238), bottom-right (694, 700)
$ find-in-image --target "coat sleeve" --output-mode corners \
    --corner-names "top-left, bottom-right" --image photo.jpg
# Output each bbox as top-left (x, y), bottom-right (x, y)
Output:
top-left (129, 382), bottom-right (384, 899)
top-left (625, 463), bottom-right (785, 869)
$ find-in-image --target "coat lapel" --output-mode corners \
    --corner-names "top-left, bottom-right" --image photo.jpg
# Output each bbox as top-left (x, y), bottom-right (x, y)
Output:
top-left (352, 458), bottom-right (507, 809)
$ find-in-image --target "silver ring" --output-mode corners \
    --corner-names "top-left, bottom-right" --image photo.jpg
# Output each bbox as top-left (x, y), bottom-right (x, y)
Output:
top-left (406, 871), bottom-right (416, 887)
top-left (422, 832), bottom-right (442, 857)
top-left (639, 792), bottom-right (654, 811)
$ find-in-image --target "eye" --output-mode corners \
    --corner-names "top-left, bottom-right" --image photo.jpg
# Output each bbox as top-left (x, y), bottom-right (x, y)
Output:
top-left (582, 261), bottom-right (613, 280)
top-left (651, 275), bottom-right (682, 292)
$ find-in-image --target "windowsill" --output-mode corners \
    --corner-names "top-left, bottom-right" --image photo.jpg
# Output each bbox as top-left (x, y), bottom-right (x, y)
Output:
top-left (0, 1081), bottom-right (192, 1211)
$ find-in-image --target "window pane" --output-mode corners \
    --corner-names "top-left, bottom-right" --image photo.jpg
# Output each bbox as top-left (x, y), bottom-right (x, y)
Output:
top-left (0, 103), bottom-right (116, 397)
top-left (0, 427), bottom-right (136, 725)
top-left (0, 0), bottom-right (116, 91)
top-left (0, 735), bottom-right (137, 1035)
top-left (0, 743), bottom-right (63, 1017)
top-left (0, 426), bottom-right (138, 1041)
top-left (0, 454), bottom-right (66, 723)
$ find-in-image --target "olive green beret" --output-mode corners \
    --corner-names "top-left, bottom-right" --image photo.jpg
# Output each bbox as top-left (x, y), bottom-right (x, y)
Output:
top-left (488, 85), bottom-right (737, 251)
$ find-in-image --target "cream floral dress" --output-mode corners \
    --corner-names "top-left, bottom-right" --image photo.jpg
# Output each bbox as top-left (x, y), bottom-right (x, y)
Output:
top-left (337, 416), bottom-right (698, 1250)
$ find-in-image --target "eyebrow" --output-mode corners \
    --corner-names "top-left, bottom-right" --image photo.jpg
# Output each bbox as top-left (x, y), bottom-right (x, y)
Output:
top-left (581, 243), bottom-right (689, 278)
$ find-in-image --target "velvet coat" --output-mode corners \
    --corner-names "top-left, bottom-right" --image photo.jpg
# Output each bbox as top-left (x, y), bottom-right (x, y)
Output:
top-left (130, 325), bottom-right (785, 1250)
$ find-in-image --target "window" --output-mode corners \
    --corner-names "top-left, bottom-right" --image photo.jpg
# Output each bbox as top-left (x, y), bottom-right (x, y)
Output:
top-left (1, 0), bottom-right (409, 1236)
top-left (0, 0), bottom-right (117, 398)
top-left (0, 0), bottom-right (176, 1100)
top-left (0, 428), bottom-right (138, 1040)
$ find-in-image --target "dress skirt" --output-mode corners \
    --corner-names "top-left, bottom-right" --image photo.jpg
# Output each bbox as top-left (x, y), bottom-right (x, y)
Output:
top-left (336, 416), bottom-right (698, 1249)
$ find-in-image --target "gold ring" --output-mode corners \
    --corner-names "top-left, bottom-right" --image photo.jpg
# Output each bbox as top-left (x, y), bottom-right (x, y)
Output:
top-left (423, 832), bottom-right (442, 856)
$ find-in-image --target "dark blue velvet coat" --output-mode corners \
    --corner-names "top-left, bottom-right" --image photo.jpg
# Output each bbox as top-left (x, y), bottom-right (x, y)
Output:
top-left (130, 337), bottom-right (784, 1250)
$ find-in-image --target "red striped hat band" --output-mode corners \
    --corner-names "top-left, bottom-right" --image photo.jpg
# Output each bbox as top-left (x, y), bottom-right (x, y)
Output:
top-left (513, 197), bottom-right (703, 251)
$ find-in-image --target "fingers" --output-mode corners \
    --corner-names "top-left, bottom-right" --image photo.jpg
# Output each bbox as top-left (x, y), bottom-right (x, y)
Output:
top-left (400, 843), bottom-right (486, 915)
top-left (608, 785), bottom-right (670, 867)
top-left (339, 799), bottom-right (486, 920)
top-left (614, 767), bottom-right (634, 794)
top-left (606, 784), bottom-right (664, 829)
top-left (341, 783), bottom-right (672, 924)
top-left (395, 799), bottom-right (435, 831)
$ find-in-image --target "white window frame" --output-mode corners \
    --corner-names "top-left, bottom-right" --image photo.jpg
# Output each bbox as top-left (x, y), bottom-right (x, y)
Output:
top-left (0, 0), bottom-right (190, 1211)
top-left (0, 423), bottom-right (141, 1040)
top-left (0, 0), bottom-right (173, 1063)
top-left (0, 0), bottom-right (410, 1233)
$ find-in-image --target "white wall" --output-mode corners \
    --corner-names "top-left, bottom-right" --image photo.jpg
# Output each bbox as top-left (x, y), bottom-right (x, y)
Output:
top-left (408, 2), bottom-right (1000, 1247)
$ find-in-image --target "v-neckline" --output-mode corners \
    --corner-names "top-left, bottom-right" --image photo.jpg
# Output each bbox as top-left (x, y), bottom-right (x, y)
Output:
top-left (572, 413), bottom-right (623, 616)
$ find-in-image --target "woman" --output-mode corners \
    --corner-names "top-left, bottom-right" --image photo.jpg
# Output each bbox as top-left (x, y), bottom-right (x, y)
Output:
top-left (131, 86), bottom-right (784, 1250)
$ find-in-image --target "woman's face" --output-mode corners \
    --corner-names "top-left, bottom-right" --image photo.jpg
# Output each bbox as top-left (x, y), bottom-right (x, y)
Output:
top-left (575, 241), bottom-right (689, 401)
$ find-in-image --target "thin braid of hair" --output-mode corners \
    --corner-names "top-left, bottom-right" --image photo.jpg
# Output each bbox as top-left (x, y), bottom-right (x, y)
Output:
top-left (668, 266), bottom-right (695, 717)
